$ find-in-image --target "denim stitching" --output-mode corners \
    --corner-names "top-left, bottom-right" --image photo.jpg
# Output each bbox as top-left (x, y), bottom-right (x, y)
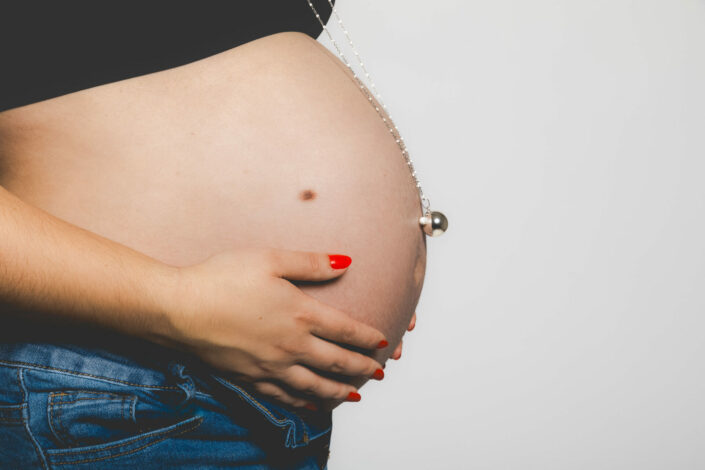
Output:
top-left (49, 391), bottom-right (130, 407)
top-left (50, 392), bottom-right (82, 447)
top-left (302, 424), bottom-right (333, 444)
top-left (0, 403), bottom-right (27, 424)
top-left (48, 392), bottom-right (62, 448)
top-left (50, 416), bottom-right (202, 456)
top-left (0, 403), bottom-right (24, 409)
top-left (216, 377), bottom-right (310, 445)
top-left (218, 378), bottom-right (289, 425)
top-left (48, 391), bottom-right (136, 447)
top-left (51, 397), bottom-right (122, 406)
top-left (52, 391), bottom-right (125, 399)
top-left (18, 368), bottom-right (49, 470)
top-left (55, 394), bottom-right (79, 447)
top-left (0, 418), bottom-right (23, 423)
top-left (0, 359), bottom-right (179, 390)
top-left (0, 402), bottom-right (26, 426)
top-left (49, 416), bottom-right (203, 465)
top-left (0, 393), bottom-right (26, 423)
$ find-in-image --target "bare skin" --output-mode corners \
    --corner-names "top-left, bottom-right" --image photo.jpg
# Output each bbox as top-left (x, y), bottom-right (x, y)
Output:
top-left (0, 32), bottom-right (427, 411)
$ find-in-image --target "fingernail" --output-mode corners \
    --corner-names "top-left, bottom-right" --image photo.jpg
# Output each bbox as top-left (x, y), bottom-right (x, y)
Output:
top-left (329, 254), bottom-right (352, 269)
top-left (377, 340), bottom-right (389, 349)
top-left (371, 368), bottom-right (384, 380)
top-left (346, 391), bottom-right (361, 402)
top-left (304, 403), bottom-right (319, 411)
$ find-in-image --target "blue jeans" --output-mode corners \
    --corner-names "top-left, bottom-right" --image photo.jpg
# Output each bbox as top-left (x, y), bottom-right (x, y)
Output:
top-left (0, 324), bottom-right (332, 469)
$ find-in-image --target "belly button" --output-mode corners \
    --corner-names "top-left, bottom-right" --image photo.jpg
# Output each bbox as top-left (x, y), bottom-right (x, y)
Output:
top-left (299, 189), bottom-right (317, 201)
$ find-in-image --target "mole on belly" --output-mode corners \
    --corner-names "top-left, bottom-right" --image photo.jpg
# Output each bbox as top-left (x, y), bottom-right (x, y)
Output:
top-left (299, 189), bottom-right (317, 201)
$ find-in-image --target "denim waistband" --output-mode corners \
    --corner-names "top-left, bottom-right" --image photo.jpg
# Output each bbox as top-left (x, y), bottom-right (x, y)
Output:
top-left (0, 326), bottom-right (332, 450)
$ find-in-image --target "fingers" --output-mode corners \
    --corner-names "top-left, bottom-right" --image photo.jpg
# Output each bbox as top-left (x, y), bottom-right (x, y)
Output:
top-left (305, 299), bottom-right (387, 350)
top-left (278, 364), bottom-right (361, 402)
top-left (391, 339), bottom-right (403, 360)
top-left (298, 336), bottom-right (384, 377)
top-left (249, 381), bottom-right (317, 410)
top-left (392, 311), bottom-right (416, 360)
top-left (268, 249), bottom-right (352, 282)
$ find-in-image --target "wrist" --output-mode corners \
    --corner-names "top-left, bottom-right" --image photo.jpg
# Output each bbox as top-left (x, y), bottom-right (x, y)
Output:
top-left (134, 261), bottom-right (186, 349)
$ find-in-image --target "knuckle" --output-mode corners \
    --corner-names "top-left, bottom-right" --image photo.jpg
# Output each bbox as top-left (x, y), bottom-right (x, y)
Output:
top-left (340, 323), bottom-right (358, 342)
top-left (277, 340), bottom-right (302, 360)
top-left (329, 357), bottom-right (348, 375)
top-left (303, 382), bottom-right (320, 396)
top-left (254, 359), bottom-right (279, 377)
top-left (293, 308), bottom-right (313, 325)
top-left (307, 253), bottom-right (321, 273)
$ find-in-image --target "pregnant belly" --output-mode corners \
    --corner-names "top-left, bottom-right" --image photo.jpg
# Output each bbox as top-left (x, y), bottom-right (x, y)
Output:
top-left (0, 32), bottom-right (427, 383)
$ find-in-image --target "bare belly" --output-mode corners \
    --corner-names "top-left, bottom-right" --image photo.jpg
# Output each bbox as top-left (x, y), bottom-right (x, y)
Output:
top-left (0, 32), bottom-right (427, 382)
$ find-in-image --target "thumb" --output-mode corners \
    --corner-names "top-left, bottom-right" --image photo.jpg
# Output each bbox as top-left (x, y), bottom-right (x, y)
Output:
top-left (270, 250), bottom-right (352, 281)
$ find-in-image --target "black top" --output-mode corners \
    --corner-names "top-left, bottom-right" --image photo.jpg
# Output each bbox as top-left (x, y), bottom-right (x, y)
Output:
top-left (0, 1), bottom-right (335, 112)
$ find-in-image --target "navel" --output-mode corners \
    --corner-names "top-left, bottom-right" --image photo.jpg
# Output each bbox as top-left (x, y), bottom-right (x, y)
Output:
top-left (299, 189), bottom-right (317, 201)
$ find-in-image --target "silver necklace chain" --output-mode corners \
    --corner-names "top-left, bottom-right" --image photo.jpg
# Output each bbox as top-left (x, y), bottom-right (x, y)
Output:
top-left (306, 0), bottom-right (431, 216)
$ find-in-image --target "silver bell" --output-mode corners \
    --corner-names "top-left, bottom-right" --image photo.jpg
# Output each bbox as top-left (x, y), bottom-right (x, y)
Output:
top-left (419, 211), bottom-right (448, 237)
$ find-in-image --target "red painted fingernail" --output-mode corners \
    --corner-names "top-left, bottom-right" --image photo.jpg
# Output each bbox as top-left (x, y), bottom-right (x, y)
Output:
top-left (329, 254), bottom-right (352, 269)
top-left (346, 391), bottom-right (361, 402)
top-left (377, 340), bottom-right (389, 349)
top-left (304, 403), bottom-right (319, 411)
top-left (371, 368), bottom-right (384, 380)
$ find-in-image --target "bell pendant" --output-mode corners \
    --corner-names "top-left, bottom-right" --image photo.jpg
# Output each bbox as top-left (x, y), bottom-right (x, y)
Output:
top-left (419, 210), bottom-right (448, 237)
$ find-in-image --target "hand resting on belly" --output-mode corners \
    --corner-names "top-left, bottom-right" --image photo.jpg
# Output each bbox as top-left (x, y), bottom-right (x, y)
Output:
top-left (0, 32), bottom-right (428, 411)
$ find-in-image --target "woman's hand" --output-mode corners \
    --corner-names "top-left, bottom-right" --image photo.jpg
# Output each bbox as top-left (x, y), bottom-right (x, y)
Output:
top-left (162, 248), bottom-right (388, 409)
top-left (390, 311), bottom-right (416, 360)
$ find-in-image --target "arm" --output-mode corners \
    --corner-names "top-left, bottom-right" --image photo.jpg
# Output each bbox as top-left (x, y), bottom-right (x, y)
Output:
top-left (0, 184), bottom-right (175, 341)
top-left (0, 184), bottom-right (387, 409)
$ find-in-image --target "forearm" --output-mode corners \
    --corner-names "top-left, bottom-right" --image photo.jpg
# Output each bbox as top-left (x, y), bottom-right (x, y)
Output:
top-left (0, 185), bottom-right (177, 343)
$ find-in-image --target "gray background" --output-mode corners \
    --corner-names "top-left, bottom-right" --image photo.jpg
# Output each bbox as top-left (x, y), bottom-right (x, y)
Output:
top-left (318, 1), bottom-right (705, 469)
